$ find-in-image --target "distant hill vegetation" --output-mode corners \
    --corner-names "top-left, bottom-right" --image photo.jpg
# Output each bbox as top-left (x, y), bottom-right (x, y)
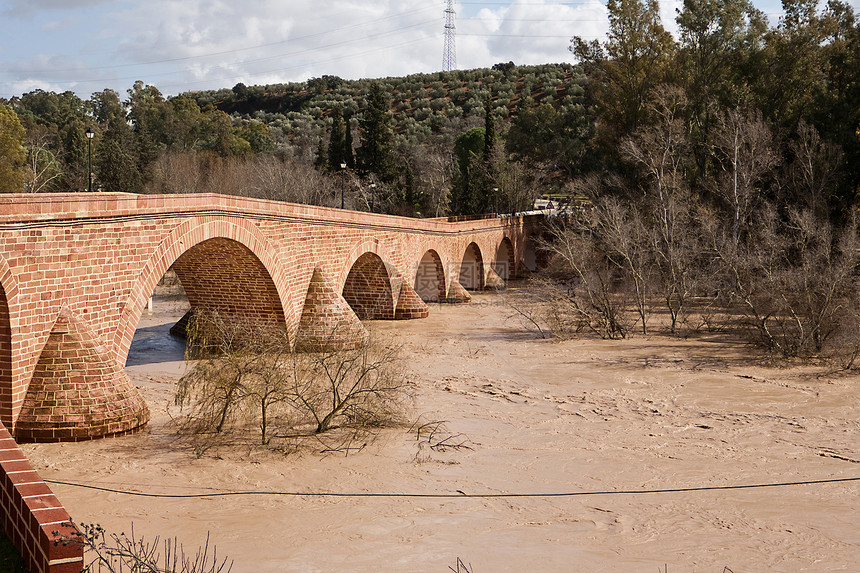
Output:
top-left (184, 63), bottom-right (580, 147)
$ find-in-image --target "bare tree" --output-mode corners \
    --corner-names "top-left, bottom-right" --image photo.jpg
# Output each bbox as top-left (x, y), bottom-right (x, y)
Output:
top-left (712, 204), bottom-right (860, 358)
top-left (24, 126), bottom-right (64, 193)
top-left (622, 86), bottom-right (700, 334)
top-left (175, 311), bottom-right (407, 450)
top-left (174, 309), bottom-right (278, 436)
top-left (146, 151), bottom-right (339, 208)
top-left (485, 145), bottom-right (541, 215)
top-left (540, 220), bottom-right (631, 339)
top-left (291, 339), bottom-right (406, 434)
top-left (782, 121), bottom-right (843, 219)
top-left (407, 144), bottom-right (453, 217)
top-left (590, 191), bottom-right (653, 334)
top-left (709, 107), bottom-right (779, 248)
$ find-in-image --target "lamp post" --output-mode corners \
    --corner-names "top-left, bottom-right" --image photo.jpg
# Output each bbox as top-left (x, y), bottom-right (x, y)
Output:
top-left (492, 187), bottom-right (499, 215)
top-left (85, 128), bottom-right (95, 193)
top-left (340, 162), bottom-right (347, 209)
top-left (369, 183), bottom-right (376, 213)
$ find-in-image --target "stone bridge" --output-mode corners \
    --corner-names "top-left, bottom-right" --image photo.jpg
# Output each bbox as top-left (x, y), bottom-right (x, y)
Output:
top-left (0, 193), bottom-right (541, 442)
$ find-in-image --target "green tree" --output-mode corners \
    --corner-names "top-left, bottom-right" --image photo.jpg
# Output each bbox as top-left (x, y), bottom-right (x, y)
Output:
top-left (96, 126), bottom-right (143, 193)
top-left (344, 114), bottom-right (356, 168)
top-left (676, 0), bottom-right (767, 181)
top-left (126, 81), bottom-right (167, 168)
top-left (483, 95), bottom-right (496, 160)
top-left (752, 0), bottom-right (846, 132)
top-left (14, 90), bottom-right (90, 190)
top-left (356, 83), bottom-right (397, 183)
top-left (570, 0), bottom-right (675, 149)
top-left (506, 91), bottom-right (593, 181)
top-left (327, 106), bottom-right (347, 170)
top-left (238, 121), bottom-right (274, 154)
top-left (451, 127), bottom-right (488, 215)
top-left (0, 104), bottom-right (27, 193)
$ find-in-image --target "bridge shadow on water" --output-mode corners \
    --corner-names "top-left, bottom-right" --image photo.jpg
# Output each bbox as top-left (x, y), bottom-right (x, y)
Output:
top-left (125, 323), bottom-right (187, 367)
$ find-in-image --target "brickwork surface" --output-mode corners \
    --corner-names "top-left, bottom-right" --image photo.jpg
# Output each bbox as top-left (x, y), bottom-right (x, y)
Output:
top-left (0, 193), bottom-right (540, 439)
top-left (0, 421), bottom-right (83, 573)
top-left (15, 308), bottom-right (150, 442)
top-left (295, 268), bottom-right (369, 351)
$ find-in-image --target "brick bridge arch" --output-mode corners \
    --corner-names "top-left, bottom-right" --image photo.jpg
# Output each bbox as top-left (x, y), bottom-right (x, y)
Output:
top-left (413, 249), bottom-right (447, 302)
top-left (113, 217), bottom-right (294, 366)
top-left (494, 236), bottom-right (514, 281)
top-left (459, 241), bottom-right (485, 290)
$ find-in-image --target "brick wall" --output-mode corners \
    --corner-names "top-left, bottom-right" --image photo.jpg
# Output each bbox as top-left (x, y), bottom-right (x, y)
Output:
top-left (0, 422), bottom-right (82, 573)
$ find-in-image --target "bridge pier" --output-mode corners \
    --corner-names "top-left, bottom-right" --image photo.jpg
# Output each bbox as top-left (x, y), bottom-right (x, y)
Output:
top-left (14, 308), bottom-right (150, 442)
top-left (445, 281), bottom-right (472, 303)
top-left (295, 268), bottom-right (369, 352)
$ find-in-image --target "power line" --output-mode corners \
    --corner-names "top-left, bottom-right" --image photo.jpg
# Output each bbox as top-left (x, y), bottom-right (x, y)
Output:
top-left (18, 20), bottom-right (438, 90)
top-left (43, 476), bottom-right (860, 500)
top-left (0, 7), bottom-right (439, 75)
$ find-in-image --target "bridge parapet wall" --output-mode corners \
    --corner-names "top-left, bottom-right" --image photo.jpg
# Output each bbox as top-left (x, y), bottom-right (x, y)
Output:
top-left (0, 421), bottom-right (82, 572)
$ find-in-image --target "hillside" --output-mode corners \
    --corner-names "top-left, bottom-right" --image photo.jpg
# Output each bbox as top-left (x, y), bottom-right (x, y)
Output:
top-left (184, 63), bottom-right (583, 146)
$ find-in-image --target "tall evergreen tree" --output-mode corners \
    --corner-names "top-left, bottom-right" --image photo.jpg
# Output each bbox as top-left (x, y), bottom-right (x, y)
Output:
top-left (327, 106), bottom-right (347, 171)
top-left (313, 137), bottom-right (326, 170)
top-left (483, 94), bottom-right (496, 160)
top-left (344, 114), bottom-right (355, 168)
top-left (356, 83), bottom-right (397, 183)
top-left (451, 127), bottom-right (488, 215)
top-left (570, 0), bottom-right (675, 151)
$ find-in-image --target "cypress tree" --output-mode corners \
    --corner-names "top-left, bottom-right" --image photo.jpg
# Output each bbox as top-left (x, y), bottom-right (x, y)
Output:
top-left (344, 114), bottom-right (355, 168)
top-left (327, 106), bottom-right (346, 171)
top-left (314, 137), bottom-right (326, 170)
top-left (356, 83), bottom-right (397, 183)
top-left (483, 94), bottom-right (495, 160)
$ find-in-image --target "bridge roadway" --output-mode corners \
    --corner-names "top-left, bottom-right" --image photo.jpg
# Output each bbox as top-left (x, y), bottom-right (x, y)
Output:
top-left (0, 193), bottom-right (540, 442)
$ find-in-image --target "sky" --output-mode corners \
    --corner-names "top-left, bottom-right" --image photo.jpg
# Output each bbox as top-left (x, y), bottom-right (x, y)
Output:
top-left (0, 0), bottom-right (855, 100)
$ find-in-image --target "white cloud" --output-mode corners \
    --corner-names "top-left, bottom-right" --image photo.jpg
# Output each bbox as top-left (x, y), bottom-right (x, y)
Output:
top-left (0, 0), bottom-right (796, 98)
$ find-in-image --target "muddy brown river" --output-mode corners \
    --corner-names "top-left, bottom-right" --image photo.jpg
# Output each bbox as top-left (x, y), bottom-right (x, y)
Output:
top-left (21, 290), bottom-right (860, 572)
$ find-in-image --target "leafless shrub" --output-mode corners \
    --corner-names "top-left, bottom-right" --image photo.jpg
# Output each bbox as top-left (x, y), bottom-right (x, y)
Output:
top-left (539, 222), bottom-right (632, 339)
top-left (290, 338), bottom-right (408, 434)
top-left (503, 278), bottom-right (589, 339)
top-left (55, 522), bottom-right (232, 573)
top-left (175, 309), bottom-right (291, 444)
top-left (145, 151), bottom-right (339, 207)
top-left (412, 419), bottom-right (473, 461)
top-left (174, 310), bottom-right (408, 453)
top-left (449, 557), bottom-right (474, 573)
top-left (712, 205), bottom-right (860, 360)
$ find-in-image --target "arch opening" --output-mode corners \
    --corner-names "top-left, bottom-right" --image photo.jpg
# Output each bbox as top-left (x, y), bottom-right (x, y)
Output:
top-left (494, 237), bottom-right (514, 282)
top-left (414, 250), bottom-right (446, 303)
top-left (342, 252), bottom-right (395, 320)
top-left (459, 243), bottom-right (484, 291)
top-left (125, 237), bottom-right (287, 368)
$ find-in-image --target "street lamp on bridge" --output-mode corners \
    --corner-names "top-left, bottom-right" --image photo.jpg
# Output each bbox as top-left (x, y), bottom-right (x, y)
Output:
top-left (85, 128), bottom-right (95, 193)
top-left (340, 162), bottom-right (347, 209)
